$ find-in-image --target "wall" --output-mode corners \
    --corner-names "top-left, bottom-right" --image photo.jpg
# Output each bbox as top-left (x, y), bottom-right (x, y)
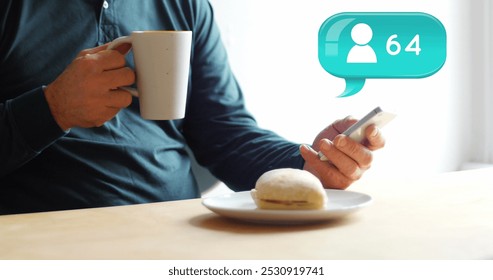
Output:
top-left (207, 0), bottom-right (472, 180)
top-left (468, 0), bottom-right (493, 167)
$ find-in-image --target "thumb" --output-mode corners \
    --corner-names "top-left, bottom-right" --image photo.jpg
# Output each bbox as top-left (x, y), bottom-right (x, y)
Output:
top-left (332, 115), bottom-right (358, 135)
top-left (112, 42), bottom-right (132, 55)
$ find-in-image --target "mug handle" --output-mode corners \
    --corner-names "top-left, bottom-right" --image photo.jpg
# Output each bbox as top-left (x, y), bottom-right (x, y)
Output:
top-left (106, 36), bottom-right (139, 97)
top-left (107, 36), bottom-right (133, 54)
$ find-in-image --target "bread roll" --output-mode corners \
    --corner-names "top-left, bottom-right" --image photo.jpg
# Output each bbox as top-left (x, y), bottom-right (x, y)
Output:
top-left (251, 168), bottom-right (327, 210)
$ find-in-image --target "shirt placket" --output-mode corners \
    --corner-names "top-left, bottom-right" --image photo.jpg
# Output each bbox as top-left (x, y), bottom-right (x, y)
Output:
top-left (98, 0), bottom-right (121, 45)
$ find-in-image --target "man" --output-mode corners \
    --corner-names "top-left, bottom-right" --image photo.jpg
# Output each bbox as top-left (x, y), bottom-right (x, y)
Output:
top-left (0, 0), bottom-right (384, 215)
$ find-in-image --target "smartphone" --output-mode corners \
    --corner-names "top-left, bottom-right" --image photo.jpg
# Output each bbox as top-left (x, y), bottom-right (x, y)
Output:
top-left (318, 107), bottom-right (395, 161)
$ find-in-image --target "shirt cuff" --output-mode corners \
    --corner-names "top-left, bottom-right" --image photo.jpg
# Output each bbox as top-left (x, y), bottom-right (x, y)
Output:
top-left (7, 87), bottom-right (67, 152)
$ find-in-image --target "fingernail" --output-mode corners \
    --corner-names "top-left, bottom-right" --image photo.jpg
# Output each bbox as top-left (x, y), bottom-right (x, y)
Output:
top-left (300, 144), bottom-right (314, 152)
top-left (370, 126), bottom-right (379, 137)
top-left (320, 139), bottom-right (332, 149)
top-left (335, 136), bottom-right (347, 148)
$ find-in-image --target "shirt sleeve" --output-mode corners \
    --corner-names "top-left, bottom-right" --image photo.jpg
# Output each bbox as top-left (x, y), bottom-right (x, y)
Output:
top-left (0, 87), bottom-right (67, 177)
top-left (183, 0), bottom-right (304, 191)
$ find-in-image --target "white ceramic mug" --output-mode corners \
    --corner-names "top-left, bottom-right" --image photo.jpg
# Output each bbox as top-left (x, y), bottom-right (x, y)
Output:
top-left (107, 31), bottom-right (192, 120)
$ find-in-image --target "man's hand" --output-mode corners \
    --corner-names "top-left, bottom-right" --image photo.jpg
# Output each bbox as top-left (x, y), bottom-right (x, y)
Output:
top-left (44, 44), bottom-right (135, 131)
top-left (300, 117), bottom-right (386, 189)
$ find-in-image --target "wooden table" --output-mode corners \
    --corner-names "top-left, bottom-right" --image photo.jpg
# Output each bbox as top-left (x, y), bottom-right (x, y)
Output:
top-left (1, 168), bottom-right (492, 259)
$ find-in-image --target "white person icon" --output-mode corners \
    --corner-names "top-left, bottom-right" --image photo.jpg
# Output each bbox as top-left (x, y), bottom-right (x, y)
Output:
top-left (347, 23), bottom-right (377, 63)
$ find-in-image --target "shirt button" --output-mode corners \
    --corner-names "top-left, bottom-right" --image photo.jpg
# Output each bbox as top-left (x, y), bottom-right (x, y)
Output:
top-left (103, 1), bottom-right (109, 9)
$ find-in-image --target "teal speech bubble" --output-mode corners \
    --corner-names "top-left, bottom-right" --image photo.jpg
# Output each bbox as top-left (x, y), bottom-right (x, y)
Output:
top-left (318, 12), bottom-right (447, 97)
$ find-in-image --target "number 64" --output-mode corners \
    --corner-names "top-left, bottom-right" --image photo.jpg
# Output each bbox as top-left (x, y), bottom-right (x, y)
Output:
top-left (386, 34), bottom-right (421, 56)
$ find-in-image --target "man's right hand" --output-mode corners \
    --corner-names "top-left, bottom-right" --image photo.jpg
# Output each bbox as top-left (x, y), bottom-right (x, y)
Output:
top-left (44, 44), bottom-right (135, 131)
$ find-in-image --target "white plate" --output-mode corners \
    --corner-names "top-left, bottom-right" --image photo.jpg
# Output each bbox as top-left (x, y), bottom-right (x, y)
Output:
top-left (202, 189), bottom-right (372, 224)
